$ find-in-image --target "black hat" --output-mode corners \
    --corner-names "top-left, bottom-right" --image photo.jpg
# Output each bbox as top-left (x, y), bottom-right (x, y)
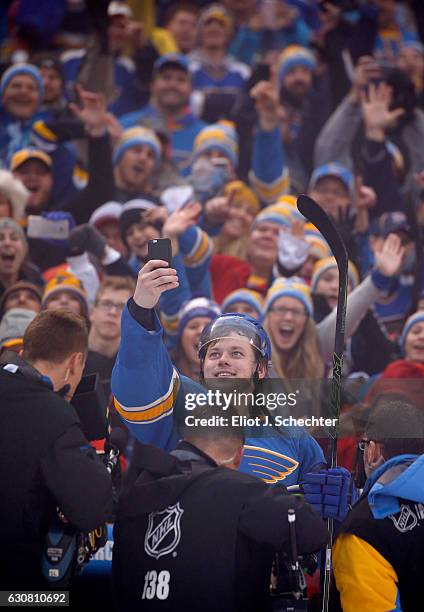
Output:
top-left (119, 197), bottom-right (162, 244)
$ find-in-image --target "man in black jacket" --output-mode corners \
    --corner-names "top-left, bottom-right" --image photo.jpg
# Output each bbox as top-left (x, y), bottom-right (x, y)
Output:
top-left (0, 309), bottom-right (113, 589)
top-left (112, 406), bottom-right (327, 612)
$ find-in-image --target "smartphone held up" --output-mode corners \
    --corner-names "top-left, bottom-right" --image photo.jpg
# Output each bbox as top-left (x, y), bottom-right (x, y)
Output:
top-left (147, 238), bottom-right (172, 268)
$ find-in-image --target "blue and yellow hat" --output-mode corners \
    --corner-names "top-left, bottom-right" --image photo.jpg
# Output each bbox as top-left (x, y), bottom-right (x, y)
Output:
top-left (221, 289), bottom-right (264, 319)
top-left (276, 195), bottom-right (305, 222)
top-left (277, 45), bottom-right (316, 91)
top-left (113, 127), bottom-right (162, 166)
top-left (193, 122), bottom-right (238, 166)
top-left (264, 277), bottom-right (313, 317)
top-left (311, 257), bottom-right (360, 293)
top-left (252, 202), bottom-right (294, 230)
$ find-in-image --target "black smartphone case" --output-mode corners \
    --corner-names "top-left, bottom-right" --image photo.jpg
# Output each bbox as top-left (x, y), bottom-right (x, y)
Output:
top-left (147, 238), bottom-right (172, 266)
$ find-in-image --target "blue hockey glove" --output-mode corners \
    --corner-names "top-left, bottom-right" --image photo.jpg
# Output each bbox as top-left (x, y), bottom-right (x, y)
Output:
top-left (302, 467), bottom-right (352, 522)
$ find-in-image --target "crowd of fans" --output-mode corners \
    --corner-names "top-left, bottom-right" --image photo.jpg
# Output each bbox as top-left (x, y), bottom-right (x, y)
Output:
top-left (1, 0), bottom-right (424, 609)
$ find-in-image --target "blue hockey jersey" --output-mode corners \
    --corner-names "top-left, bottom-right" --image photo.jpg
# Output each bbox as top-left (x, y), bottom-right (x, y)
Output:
top-left (111, 305), bottom-right (325, 486)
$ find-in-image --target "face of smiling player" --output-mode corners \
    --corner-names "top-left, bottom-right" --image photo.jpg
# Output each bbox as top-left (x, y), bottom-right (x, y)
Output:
top-left (202, 333), bottom-right (266, 379)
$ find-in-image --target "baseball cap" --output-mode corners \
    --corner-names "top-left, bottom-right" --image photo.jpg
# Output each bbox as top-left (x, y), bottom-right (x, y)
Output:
top-left (10, 148), bottom-right (52, 172)
top-left (154, 54), bottom-right (189, 74)
top-left (309, 163), bottom-right (354, 196)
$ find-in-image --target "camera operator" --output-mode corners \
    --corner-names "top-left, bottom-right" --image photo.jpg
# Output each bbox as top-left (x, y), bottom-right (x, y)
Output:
top-left (113, 404), bottom-right (327, 612)
top-left (0, 309), bottom-right (113, 589)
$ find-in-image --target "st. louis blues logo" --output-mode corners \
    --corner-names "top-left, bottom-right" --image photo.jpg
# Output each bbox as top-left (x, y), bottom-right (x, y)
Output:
top-left (242, 445), bottom-right (299, 484)
top-left (145, 503), bottom-right (184, 559)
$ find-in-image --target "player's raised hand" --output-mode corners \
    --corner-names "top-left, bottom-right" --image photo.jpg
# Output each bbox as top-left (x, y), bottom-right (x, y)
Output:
top-left (133, 260), bottom-right (179, 309)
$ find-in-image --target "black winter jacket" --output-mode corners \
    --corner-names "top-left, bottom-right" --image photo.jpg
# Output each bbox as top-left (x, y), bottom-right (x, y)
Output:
top-left (113, 441), bottom-right (327, 612)
top-left (0, 359), bottom-right (113, 588)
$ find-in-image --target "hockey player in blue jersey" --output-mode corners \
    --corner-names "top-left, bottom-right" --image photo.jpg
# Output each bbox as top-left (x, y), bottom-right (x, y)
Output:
top-left (111, 259), bottom-right (351, 519)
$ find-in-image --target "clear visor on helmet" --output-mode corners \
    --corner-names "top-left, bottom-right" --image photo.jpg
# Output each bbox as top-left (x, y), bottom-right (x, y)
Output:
top-left (198, 315), bottom-right (265, 358)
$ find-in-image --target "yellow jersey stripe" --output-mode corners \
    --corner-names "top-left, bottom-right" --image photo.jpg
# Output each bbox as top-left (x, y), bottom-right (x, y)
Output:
top-left (114, 394), bottom-right (174, 423)
top-left (114, 368), bottom-right (178, 413)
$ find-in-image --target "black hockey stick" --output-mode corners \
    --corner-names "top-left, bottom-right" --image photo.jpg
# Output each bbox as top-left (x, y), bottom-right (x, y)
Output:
top-left (404, 190), bottom-right (423, 320)
top-left (297, 195), bottom-right (348, 612)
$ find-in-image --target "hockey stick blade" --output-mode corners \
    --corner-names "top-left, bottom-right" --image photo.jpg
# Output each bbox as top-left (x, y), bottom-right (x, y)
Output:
top-left (297, 194), bottom-right (348, 358)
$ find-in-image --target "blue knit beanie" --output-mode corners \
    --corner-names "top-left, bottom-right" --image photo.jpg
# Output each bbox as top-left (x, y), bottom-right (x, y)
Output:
top-left (277, 46), bottom-right (316, 92)
top-left (0, 63), bottom-right (44, 101)
top-left (113, 127), bottom-right (162, 166)
top-left (176, 298), bottom-right (221, 343)
top-left (193, 122), bottom-right (238, 167)
top-left (264, 277), bottom-right (313, 318)
top-left (400, 312), bottom-right (424, 354)
top-left (221, 289), bottom-right (264, 319)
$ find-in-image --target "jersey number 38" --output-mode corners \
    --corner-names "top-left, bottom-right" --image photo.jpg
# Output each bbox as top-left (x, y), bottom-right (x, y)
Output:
top-left (142, 570), bottom-right (171, 600)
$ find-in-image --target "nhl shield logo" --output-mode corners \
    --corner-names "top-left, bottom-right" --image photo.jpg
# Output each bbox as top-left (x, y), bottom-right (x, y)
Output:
top-left (389, 503), bottom-right (418, 533)
top-left (145, 503), bottom-right (184, 559)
